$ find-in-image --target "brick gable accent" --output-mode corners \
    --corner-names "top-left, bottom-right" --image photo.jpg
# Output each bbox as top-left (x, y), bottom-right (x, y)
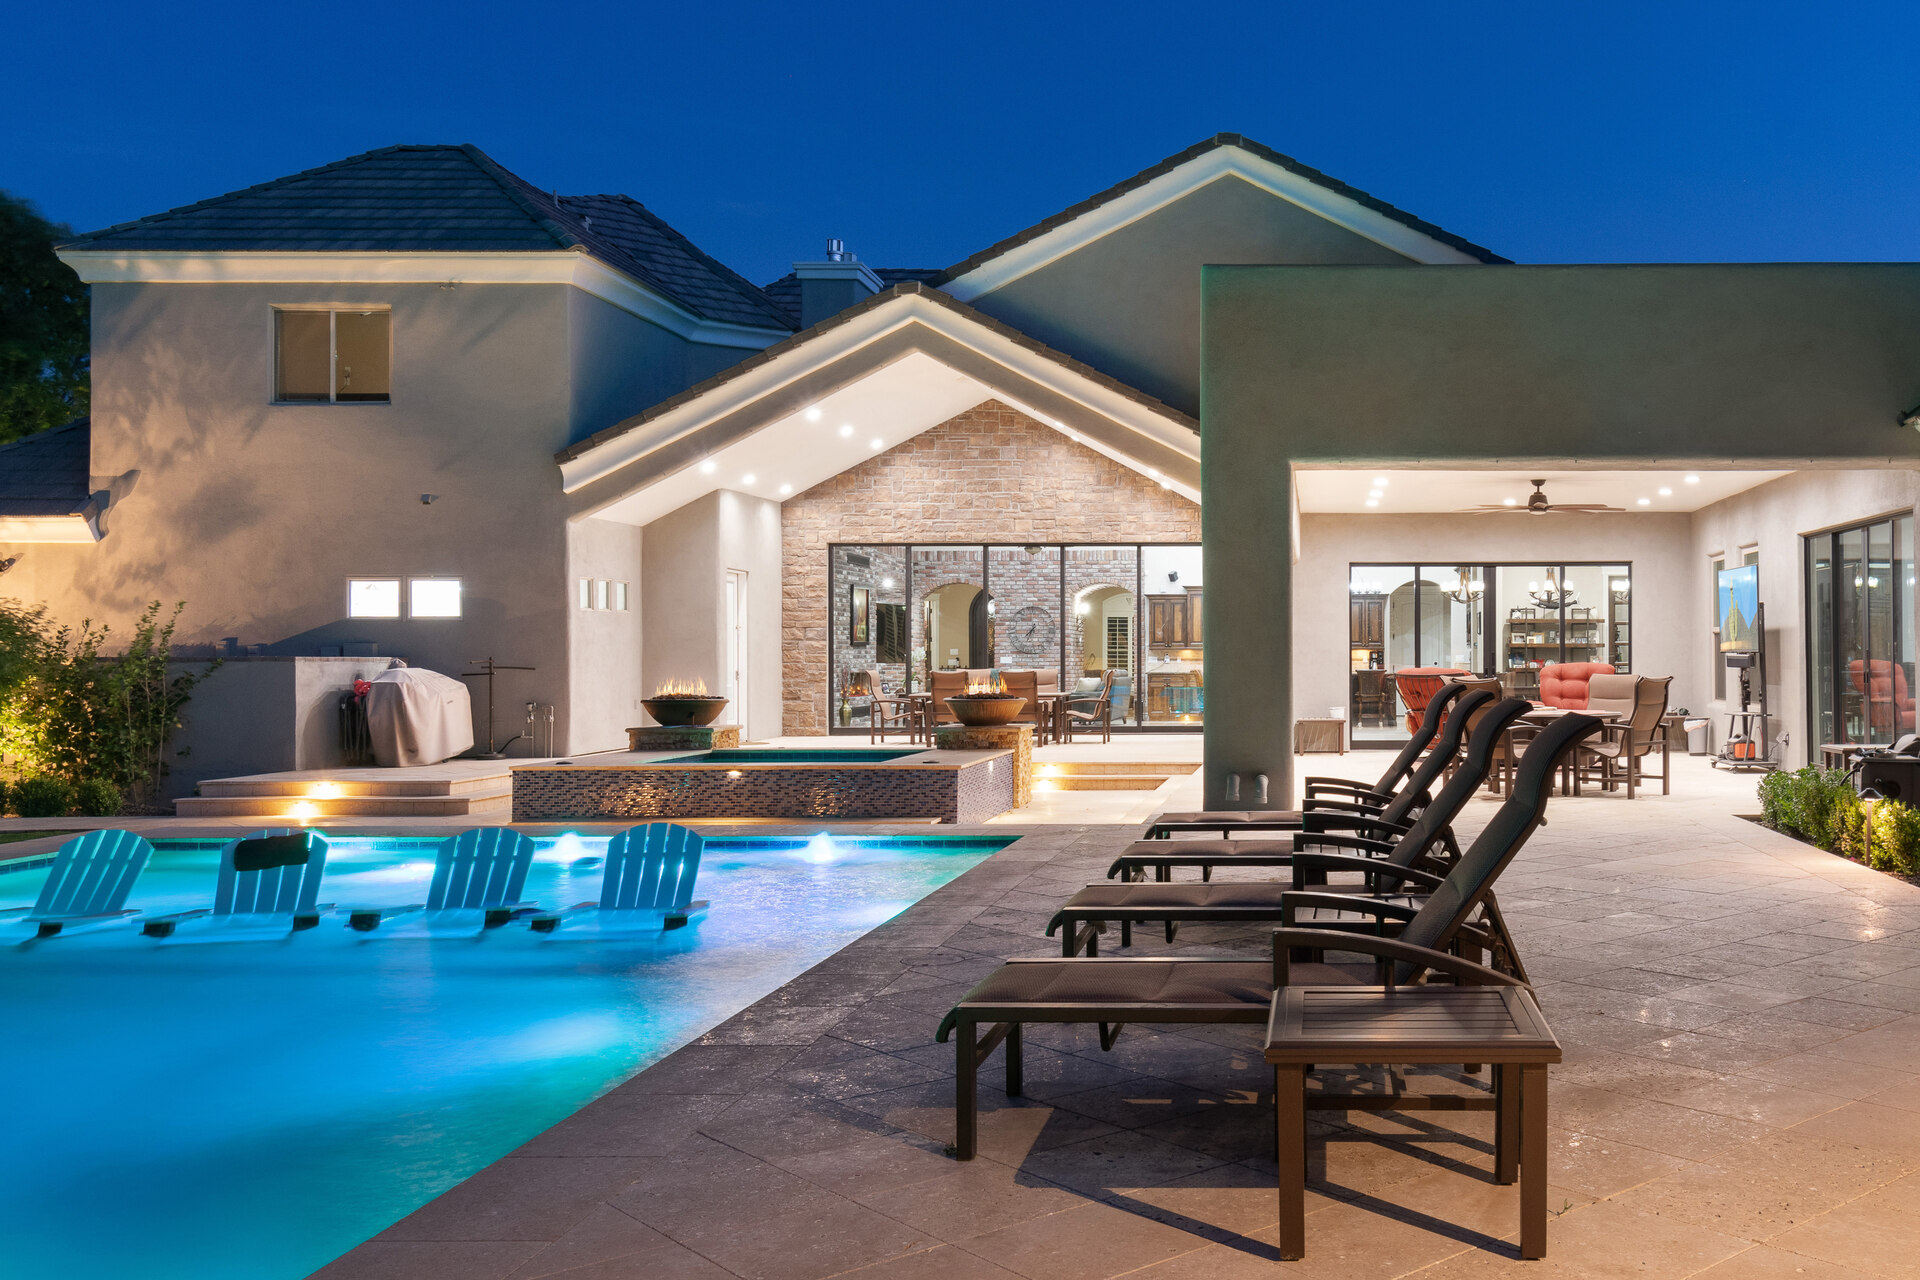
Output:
top-left (780, 399), bottom-right (1200, 734)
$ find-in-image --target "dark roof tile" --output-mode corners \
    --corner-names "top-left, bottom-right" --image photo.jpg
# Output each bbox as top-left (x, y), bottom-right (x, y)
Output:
top-left (0, 418), bottom-right (92, 517)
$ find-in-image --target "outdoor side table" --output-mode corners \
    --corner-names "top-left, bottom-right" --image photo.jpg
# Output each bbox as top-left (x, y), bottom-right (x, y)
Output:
top-left (1265, 985), bottom-right (1561, 1261)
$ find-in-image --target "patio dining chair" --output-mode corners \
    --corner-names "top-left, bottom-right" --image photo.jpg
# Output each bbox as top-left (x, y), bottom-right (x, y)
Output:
top-left (1060, 670), bottom-right (1114, 743)
top-left (1576, 675), bottom-right (1672, 798)
top-left (869, 692), bottom-right (924, 744)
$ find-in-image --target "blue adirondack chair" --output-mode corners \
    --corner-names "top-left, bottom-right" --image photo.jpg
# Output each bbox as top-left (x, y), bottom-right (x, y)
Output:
top-left (530, 823), bottom-right (707, 936)
top-left (0, 830), bottom-right (153, 938)
top-left (348, 827), bottom-right (540, 934)
top-left (140, 829), bottom-right (332, 939)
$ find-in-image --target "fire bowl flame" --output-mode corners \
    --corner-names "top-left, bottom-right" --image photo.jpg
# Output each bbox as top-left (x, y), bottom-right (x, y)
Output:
top-left (944, 694), bottom-right (1028, 727)
top-left (644, 678), bottom-right (729, 726)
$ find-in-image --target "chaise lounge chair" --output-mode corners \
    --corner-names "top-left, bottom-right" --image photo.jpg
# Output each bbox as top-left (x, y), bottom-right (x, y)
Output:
top-left (1043, 713), bottom-right (1598, 962)
top-left (0, 829), bottom-right (154, 938)
top-left (346, 827), bottom-right (540, 935)
top-left (140, 829), bottom-right (332, 939)
top-left (1105, 697), bottom-right (1532, 886)
top-left (1144, 681), bottom-right (1479, 838)
top-left (1100, 688), bottom-right (1498, 888)
top-left (529, 822), bottom-right (708, 936)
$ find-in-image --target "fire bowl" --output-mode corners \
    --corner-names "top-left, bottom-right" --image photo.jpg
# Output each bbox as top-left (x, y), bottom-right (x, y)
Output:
top-left (944, 694), bottom-right (1028, 727)
top-left (642, 695), bottom-right (730, 727)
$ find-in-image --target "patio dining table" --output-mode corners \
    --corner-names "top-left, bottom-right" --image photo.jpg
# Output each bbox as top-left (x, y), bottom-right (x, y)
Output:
top-left (1497, 707), bottom-right (1620, 796)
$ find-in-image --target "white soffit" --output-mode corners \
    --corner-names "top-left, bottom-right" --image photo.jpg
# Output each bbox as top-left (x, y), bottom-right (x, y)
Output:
top-left (941, 145), bottom-right (1484, 302)
top-left (0, 515), bottom-right (98, 543)
top-left (54, 250), bottom-right (786, 350)
top-left (1295, 469), bottom-right (1793, 515)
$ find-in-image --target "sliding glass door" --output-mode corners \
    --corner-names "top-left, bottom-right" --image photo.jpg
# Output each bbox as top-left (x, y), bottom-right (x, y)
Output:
top-left (1807, 515), bottom-right (1914, 748)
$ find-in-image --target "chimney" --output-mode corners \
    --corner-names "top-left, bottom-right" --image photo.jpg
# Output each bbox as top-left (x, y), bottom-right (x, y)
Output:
top-left (792, 238), bottom-right (882, 328)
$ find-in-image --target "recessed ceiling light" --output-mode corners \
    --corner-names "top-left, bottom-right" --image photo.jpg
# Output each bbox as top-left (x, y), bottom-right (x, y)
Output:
top-left (1684, 474), bottom-right (1700, 484)
top-left (1368, 489), bottom-right (1382, 499)
top-left (838, 424), bottom-right (853, 437)
top-left (804, 407), bottom-right (822, 422)
top-left (778, 483), bottom-right (792, 495)
top-left (1502, 497), bottom-right (1517, 506)
top-left (699, 460), bottom-right (716, 475)
top-left (1658, 486), bottom-right (1672, 496)
top-left (1372, 476), bottom-right (1389, 487)
top-left (742, 473), bottom-right (756, 485)
top-left (869, 438), bottom-right (883, 450)
top-left (1364, 498), bottom-right (1379, 508)
top-left (1146, 467), bottom-right (1160, 478)
top-left (1636, 497), bottom-right (1651, 506)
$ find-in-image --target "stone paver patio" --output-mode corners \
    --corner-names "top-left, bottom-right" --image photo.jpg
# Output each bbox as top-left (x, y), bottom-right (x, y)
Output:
top-left (317, 756), bottom-right (1920, 1279)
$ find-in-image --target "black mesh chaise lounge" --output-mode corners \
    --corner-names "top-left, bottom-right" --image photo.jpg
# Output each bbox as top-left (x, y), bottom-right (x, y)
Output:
top-left (1144, 681), bottom-right (1480, 839)
top-left (1105, 696), bottom-right (1527, 886)
top-left (1043, 713), bottom-right (1600, 962)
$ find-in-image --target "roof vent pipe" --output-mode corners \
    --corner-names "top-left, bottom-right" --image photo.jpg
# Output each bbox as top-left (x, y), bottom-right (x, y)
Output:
top-left (825, 238), bottom-right (846, 262)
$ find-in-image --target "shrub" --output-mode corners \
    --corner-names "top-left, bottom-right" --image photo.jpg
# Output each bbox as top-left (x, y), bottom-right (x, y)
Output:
top-left (72, 777), bottom-right (122, 817)
top-left (1757, 770), bottom-right (1795, 830)
top-left (10, 775), bottom-right (73, 818)
top-left (1756, 765), bottom-right (1855, 848)
top-left (0, 776), bottom-right (9, 815)
top-left (1867, 799), bottom-right (1920, 877)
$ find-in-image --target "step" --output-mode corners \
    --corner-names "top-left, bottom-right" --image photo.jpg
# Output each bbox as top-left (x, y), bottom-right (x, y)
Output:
top-left (196, 772), bottom-right (513, 799)
top-left (1034, 775), bottom-right (1176, 792)
top-left (174, 792), bottom-right (511, 818)
top-left (1034, 761), bottom-right (1198, 777)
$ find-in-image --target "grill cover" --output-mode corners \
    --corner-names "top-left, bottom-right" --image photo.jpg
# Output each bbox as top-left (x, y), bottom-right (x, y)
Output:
top-left (365, 666), bottom-right (474, 766)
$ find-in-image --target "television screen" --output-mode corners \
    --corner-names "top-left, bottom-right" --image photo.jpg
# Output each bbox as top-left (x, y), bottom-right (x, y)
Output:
top-left (1718, 564), bottom-right (1759, 652)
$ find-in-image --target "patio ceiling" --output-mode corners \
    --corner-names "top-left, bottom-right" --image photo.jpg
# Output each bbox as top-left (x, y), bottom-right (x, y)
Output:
top-left (1294, 467), bottom-right (1792, 515)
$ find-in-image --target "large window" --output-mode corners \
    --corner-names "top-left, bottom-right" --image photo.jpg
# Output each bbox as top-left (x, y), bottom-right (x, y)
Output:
top-left (828, 542), bottom-right (1199, 731)
top-left (1807, 514), bottom-right (1913, 748)
top-left (1348, 561), bottom-right (1631, 745)
top-left (275, 308), bottom-right (390, 403)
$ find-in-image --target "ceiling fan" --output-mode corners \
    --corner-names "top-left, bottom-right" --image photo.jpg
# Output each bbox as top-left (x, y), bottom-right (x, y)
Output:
top-left (1461, 478), bottom-right (1624, 515)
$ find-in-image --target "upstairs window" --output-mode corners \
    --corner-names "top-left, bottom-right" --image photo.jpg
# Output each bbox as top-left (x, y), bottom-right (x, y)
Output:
top-left (275, 308), bottom-right (390, 403)
top-left (348, 579), bottom-right (401, 618)
top-left (408, 578), bottom-right (462, 618)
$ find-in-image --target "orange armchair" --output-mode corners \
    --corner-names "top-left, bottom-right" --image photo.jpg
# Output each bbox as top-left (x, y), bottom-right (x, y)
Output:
top-left (1393, 667), bottom-right (1468, 733)
top-left (1539, 662), bottom-right (1616, 710)
top-left (1849, 660), bottom-right (1916, 735)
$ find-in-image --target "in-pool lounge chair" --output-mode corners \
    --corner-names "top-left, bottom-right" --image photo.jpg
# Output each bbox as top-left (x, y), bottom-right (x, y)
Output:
top-left (1110, 688), bottom-right (1498, 883)
top-left (1145, 681), bottom-right (1478, 838)
top-left (530, 822), bottom-right (707, 935)
top-left (140, 829), bottom-right (332, 939)
top-left (1106, 698), bottom-right (1532, 887)
top-left (1045, 713), bottom-right (1598, 960)
top-left (347, 827), bottom-right (539, 935)
top-left (0, 829), bottom-right (153, 938)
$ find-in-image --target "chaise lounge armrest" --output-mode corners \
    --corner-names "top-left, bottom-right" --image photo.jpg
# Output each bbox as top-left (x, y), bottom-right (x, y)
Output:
top-left (1289, 832), bottom-right (1395, 857)
top-left (1280, 892), bottom-right (1421, 929)
top-left (1269, 928), bottom-right (1527, 989)
top-left (1300, 812), bottom-right (1411, 838)
top-left (1302, 779), bottom-right (1387, 801)
top-left (1301, 796), bottom-right (1390, 816)
top-left (1286, 854), bottom-right (1447, 892)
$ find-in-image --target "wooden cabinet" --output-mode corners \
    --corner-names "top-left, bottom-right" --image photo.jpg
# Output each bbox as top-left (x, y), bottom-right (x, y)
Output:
top-left (1350, 596), bottom-right (1385, 646)
top-left (1147, 587), bottom-right (1204, 651)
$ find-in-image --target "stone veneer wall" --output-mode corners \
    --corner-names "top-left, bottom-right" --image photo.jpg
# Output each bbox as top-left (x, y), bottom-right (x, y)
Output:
top-left (782, 399), bottom-right (1201, 735)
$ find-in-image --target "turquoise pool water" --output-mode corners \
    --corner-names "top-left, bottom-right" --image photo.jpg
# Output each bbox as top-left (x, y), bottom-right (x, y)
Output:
top-left (0, 831), bottom-right (1007, 1279)
top-left (657, 748), bottom-right (924, 763)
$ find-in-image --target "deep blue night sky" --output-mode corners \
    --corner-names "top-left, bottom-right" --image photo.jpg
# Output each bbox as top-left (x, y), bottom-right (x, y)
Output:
top-left (7, 1), bottom-right (1919, 285)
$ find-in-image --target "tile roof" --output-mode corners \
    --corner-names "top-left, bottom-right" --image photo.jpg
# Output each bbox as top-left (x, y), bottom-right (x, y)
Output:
top-left (0, 418), bottom-right (92, 516)
top-left (758, 267), bottom-right (945, 328)
top-left (930, 133), bottom-right (1510, 284)
top-left (62, 145), bottom-right (793, 332)
top-left (556, 281), bottom-right (1196, 466)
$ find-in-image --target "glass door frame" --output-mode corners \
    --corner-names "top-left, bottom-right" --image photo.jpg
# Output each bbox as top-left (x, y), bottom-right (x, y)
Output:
top-left (1803, 511), bottom-right (1914, 750)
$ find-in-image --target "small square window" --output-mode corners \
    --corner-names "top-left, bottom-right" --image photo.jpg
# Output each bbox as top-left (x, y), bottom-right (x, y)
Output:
top-left (579, 578), bottom-right (594, 610)
top-left (275, 308), bottom-right (390, 403)
top-left (409, 578), bottom-right (462, 618)
top-left (612, 581), bottom-right (629, 611)
top-left (348, 579), bottom-right (401, 618)
top-left (594, 580), bottom-right (609, 610)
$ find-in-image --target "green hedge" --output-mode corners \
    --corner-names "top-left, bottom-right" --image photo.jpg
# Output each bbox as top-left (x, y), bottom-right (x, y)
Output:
top-left (1758, 765), bottom-right (1919, 876)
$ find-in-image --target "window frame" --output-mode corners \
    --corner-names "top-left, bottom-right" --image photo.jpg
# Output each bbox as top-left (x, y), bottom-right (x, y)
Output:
top-left (346, 578), bottom-right (403, 620)
top-left (272, 305), bottom-right (392, 405)
top-left (406, 576), bottom-right (463, 619)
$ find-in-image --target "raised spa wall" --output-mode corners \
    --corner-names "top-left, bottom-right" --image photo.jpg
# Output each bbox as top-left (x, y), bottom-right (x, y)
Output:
top-left (509, 748), bottom-right (1017, 823)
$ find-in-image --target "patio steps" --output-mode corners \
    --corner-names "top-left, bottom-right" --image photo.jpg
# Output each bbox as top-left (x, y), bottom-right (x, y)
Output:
top-left (175, 767), bottom-right (517, 818)
top-left (1033, 761), bottom-right (1199, 791)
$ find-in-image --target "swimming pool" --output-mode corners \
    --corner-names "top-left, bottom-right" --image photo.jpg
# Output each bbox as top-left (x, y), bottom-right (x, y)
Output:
top-left (0, 830), bottom-right (1008, 1279)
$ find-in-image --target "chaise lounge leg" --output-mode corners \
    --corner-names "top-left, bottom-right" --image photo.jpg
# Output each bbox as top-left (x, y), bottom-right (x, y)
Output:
top-left (1005, 1023), bottom-right (1023, 1097)
top-left (954, 1017), bottom-right (977, 1160)
top-left (1494, 1062), bottom-right (1519, 1184)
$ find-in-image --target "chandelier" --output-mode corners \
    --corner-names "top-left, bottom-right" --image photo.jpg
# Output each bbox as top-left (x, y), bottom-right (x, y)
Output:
top-left (1446, 568), bottom-right (1484, 605)
top-left (1527, 572), bottom-right (1577, 609)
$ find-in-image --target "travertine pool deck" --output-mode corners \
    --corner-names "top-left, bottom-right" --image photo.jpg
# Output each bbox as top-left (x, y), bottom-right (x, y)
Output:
top-left (303, 754), bottom-right (1920, 1279)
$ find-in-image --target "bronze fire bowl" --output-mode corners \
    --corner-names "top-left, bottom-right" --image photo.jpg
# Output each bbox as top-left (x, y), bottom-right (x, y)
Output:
top-left (643, 696), bottom-right (730, 727)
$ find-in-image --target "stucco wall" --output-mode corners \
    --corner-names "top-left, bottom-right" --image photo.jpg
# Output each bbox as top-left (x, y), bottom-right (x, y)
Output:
top-left (966, 175), bottom-right (1412, 416)
top-left (638, 489), bottom-right (782, 740)
top-left (1689, 470), bottom-right (1920, 767)
top-left (780, 399), bottom-right (1201, 734)
top-left (1295, 512), bottom-right (1697, 735)
top-left (566, 516), bottom-right (645, 754)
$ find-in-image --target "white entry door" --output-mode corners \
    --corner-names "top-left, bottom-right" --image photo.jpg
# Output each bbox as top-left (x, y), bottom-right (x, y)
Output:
top-left (725, 570), bottom-right (747, 735)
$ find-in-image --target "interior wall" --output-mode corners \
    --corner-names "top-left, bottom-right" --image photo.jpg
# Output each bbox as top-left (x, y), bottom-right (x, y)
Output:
top-left (1689, 469), bottom-right (1920, 768)
top-left (1295, 511), bottom-right (1696, 732)
top-left (566, 516), bottom-right (644, 754)
top-left (639, 489), bottom-right (782, 740)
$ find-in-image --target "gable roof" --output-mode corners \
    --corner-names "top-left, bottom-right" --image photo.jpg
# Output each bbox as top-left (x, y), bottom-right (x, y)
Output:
top-left (62, 145), bottom-right (793, 332)
top-left (931, 133), bottom-right (1509, 292)
top-left (759, 267), bottom-right (945, 327)
top-left (0, 418), bottom-right (92, 517)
